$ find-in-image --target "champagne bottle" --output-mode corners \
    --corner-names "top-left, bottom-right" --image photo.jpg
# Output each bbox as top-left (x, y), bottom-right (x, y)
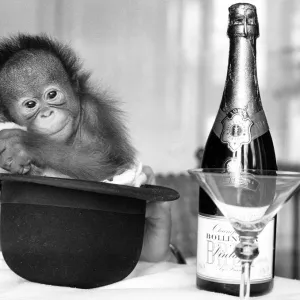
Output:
top-left (198, 3), bottom-right (277, 296)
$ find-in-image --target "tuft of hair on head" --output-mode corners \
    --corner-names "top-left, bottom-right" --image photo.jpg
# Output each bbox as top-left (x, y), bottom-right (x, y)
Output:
top-left (0, 33), bottom-right (90, 93)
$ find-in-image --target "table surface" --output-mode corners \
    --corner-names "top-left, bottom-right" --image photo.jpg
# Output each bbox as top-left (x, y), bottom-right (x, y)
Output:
top-left (1, 255), bottom-right (299, 300)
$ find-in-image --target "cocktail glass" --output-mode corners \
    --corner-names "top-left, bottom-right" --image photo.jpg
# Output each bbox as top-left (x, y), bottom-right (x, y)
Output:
top-left (189, 168), bottom-right (300, 300)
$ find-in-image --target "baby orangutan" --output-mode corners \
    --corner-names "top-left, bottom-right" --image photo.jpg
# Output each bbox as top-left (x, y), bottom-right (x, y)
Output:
top-left (0, 34), bottom-right (137, 182)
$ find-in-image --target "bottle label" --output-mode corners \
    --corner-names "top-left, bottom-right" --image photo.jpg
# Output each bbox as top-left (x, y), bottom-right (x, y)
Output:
top-left (197, 214), bottom-right (274, 284)
top-left (212, 108), bottom-right (269, 150)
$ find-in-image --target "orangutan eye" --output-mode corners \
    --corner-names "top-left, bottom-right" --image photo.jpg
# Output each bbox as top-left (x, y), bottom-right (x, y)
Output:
top-left (48, 90), bottom-right (57, 99)
top-left (24, 100), bottom-right (37, 108)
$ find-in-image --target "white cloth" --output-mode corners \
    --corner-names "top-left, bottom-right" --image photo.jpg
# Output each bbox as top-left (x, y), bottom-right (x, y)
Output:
top-left (0, 122), bottom-right (26, 131)
top-left (0, 255), bottom-right (300, 300)
top-left (102, 160), bottom-right (147, 187)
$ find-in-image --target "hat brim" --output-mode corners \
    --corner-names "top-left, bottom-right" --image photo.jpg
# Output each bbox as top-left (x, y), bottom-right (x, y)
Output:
top-left (0, 173), bottom-right (179, 202)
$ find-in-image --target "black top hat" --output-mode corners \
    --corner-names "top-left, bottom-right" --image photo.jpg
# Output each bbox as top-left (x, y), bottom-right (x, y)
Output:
top-left (0, 174), bottom-right (179, 289)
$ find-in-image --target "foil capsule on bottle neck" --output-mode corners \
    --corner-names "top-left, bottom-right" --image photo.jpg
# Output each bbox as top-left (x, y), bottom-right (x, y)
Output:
top-left (227, 3), bottom-right (259, 38)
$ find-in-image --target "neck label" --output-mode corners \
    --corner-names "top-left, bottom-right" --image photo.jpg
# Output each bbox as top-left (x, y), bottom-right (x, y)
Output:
top-left (212, 108), bottom-right (269, 151)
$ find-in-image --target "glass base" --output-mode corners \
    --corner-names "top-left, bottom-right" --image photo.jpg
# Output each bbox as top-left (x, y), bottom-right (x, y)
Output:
top-left (196, 276), bottom-right (274, 296)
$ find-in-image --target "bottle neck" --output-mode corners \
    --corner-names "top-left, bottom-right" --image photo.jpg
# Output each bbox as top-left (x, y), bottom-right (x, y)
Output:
top-left (220, 36), bottom-right (262, 116)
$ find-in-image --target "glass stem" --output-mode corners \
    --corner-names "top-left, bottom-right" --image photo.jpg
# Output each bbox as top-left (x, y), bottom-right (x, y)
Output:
top-left (240, 259), bottom-right (252, 299)
top-left (235, 236), bottom-right (259, 300)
